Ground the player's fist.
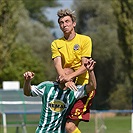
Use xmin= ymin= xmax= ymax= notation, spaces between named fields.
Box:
xmin=23 ymin=71 xmax=35 ymax=80
xmin=84 ymin=58 xmax=96 ymax=72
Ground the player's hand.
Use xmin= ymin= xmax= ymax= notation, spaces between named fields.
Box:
xmin=84 ymin=58 xmax=96 ymax=72
xmin=65 ymin=81 xmax=77 ymax=91
xmin=58 ymin=75 xmax=65 ymax=82
xmin=23 ymin=71 xmax=35 ymax=80
xmin=59 ymin=75 xmax=72 ymax=82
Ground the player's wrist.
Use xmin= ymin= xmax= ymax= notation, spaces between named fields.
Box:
xmin=88 ymin=69 xmax=93 ymax=73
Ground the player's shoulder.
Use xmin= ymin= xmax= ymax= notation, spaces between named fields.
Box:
xmin=38 ymin=81 xmax=54 ymax=88
xmin=52 ymin=37 xmax=64 ymax=43
xmin=76 ymin=33 xmax=91 ymax=40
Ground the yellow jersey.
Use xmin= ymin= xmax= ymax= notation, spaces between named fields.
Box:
xmin=51 ymin=33 xmax=92 ymax=85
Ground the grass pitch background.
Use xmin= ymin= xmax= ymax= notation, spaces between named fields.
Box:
xmin=0 ymin=115 xmax=131 ymax=133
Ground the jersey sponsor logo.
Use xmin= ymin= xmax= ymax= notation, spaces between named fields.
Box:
xmin=73 ymin=44 xmax=80 ymax=50
xmin=48 ymin=100 xmax=66 ymax=112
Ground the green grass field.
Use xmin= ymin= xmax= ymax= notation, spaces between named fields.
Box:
xmin=79 ymin=115 xmax=131 ymax=133
xmin=0 ymin=115 xmax=131 ymax=133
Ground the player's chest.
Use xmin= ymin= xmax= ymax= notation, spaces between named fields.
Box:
xmin=45 ymin=91 xmax=70 ymax=112
xmin=58 ymin=42 xmax=82 ymax=55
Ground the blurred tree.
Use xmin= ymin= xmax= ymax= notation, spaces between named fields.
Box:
xmin=0 ymin=0 xmax=50 ymax=88
xmin=112 ymin=0 xmax=133 ymax=82
xmin=16 ymin=5 xmax=56 ymax=81
xmin=108 ymin=81 xmax=131 ymax=110
xmin=73 ymin=0 xmax=132 ymax=109
xmin=0 ymin=44 xmax=46 ymax=87
xmin=108 ymin=0 xmax=133 ymax=109
xmin=0 ymin=0 xmax=18 ymax=71
xmin=22 ymin=0 xmax=60 ymax=27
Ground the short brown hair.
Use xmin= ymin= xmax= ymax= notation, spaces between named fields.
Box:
xmin=57 ymin=9 xmax=76 ymax=23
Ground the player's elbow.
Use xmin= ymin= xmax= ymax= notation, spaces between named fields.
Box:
xmin=90 ymin=86 xmax=96 ymax=91
xmin=86 ymin=83 xmax=96 ymax=93
xmin=93 ymin=83 xmax=97 ymax=90
xmin=90 ymin=82 xmax=96 ymax=91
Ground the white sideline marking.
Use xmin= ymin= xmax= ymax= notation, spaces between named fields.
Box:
xmin=0 ymin=101 xmax=42 ymax=104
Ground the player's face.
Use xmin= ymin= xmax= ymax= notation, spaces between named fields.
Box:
xmin=58 ymin=16 xmax=76 ymax=34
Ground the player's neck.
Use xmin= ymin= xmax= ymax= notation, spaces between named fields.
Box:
xmin=64 ymin=31 xmax=76 ymax=41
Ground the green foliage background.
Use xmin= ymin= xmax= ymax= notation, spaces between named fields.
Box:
xmin=0 ymin=0 xmax=58 ymax=87
xmin=73 ymin=0 xmax=132 ymax=110
xmin=0 ymin=0 xmax=132 ymax=110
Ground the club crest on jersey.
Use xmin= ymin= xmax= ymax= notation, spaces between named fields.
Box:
xmin=48 ymin=100 xmax=66 ymax=112
xmin=73 ymin=44 xmax=79 ymax=50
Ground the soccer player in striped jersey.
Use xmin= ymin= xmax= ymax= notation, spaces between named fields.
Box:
xmin=23 ymin=58 xmax=96 ymax=133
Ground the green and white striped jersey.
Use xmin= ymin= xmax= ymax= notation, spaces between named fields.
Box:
xmin=31 ymin=81 xmax=87 ymax=133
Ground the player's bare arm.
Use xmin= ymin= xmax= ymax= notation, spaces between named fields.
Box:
xmin=84 ymin=58 xmax=96 ymax=93
xmin=53 ymin=56 xmax=65 ymax=77
xmin=23 ymin=71 xmax=34 ymax=96
xmin=68 ymin=57 xmax=89 ymax=78
xmin=60 ymin=57 xmax=89 ymax=82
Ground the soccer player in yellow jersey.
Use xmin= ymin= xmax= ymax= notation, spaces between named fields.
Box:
xmin=51 ymin=9 xmax=96 ymax=133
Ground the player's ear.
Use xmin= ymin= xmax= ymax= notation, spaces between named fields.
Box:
xmin=73 ymin=22 xmax=76 ymax=27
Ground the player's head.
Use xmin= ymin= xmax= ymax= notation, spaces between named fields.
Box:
xmin=57 ymin=8 xmax=76 ymax=23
